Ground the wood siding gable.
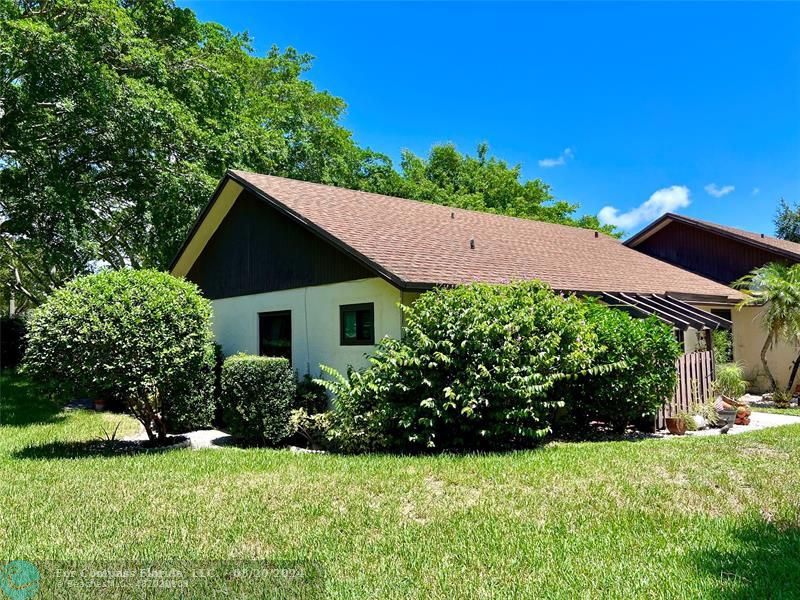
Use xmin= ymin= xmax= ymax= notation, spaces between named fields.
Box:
xmin=186 ymin=190 xmax=375 ymax=299
xmin=634 ymin=221 xmax=792 ymax=285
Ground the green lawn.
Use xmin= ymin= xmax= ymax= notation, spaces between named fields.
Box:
xmin=752 ymin=406 xmax=800 ymax=417
xmin=2 ymin=371 xmax=800 ymax=599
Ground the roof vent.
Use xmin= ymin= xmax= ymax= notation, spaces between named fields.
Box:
xmin=470 ymin=239 xmax=475 ymax=250
xmin=451 ymin=212 xmax=455 ymax=219
xmin=594 ymin=231 xmax=599 ymax=238
xmin=761 ymin=233 xmax=765 ymax=238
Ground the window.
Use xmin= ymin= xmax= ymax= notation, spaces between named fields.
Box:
xmin=711 ymin=309 xmax=732 ymax=322
xmin=259 ymin=311 xmax=292 ymax=362
xmin=340 ymin=303 xmax=375 ymax=346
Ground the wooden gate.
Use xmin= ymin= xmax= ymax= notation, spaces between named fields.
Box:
xmin=656 ymin=350 xmax=715 ymax=429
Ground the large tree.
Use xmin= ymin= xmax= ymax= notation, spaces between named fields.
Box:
xmin=0 ymin=0 xmax=383 ymax=310
xmin=1 ymin=0 xmax=616 ymax=313
xmin=774 ymin=198 xmax=800 ymax=243
xmin=368 ymin=143 xmax=616 ymax=235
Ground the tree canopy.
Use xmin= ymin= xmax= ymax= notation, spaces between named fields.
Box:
xmin=774 ymin=198 xmax=800 ymax=243
xmin=0 ymin=0 xmax=615 ymax=311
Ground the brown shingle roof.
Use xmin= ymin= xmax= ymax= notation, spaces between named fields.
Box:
xmin=220 ymin=171 xmax=741 ymax=301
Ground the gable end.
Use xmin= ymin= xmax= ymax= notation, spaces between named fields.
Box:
xmin=184 ymin=189 xmax=375 ymax=299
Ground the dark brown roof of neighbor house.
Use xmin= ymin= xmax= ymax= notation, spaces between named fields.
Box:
xmin=625 ymin=212 xmax=800 ymax=262
xmin=176 ymin=170 xmax=743 ymax=302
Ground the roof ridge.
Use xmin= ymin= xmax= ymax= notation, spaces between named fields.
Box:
xmin=228 ymin=169 xmax=616 ymax=238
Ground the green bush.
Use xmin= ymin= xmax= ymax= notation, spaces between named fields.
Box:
xmin=562 ymin=300 xmax=681 ymax=432
xmin=320 ymin=282 xmax=623 ymax=453
xmin=713 ymin=362 xmax=748 ymax=399
xmin=289 ymin=408 xmax=332 ymax=450
xmin=221 ymin=354 xmax=295 ymax=444
xmin=23 ymin=269 xmax=215 ymax=440
xmin=294 ymin=373 xmax=329 ymax=414
xmin=712 ymin=329 xmax=733 ymax=365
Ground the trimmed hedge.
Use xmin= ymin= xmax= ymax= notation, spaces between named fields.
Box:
xmin=320 ymin=281 xmax=681 ymax=453
xmin=22 ymin=269 xmax=215 ymax=439
xmin=221 ymin=354 xmax=295 ymax=444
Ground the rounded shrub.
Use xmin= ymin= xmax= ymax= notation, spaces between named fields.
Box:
xmin=23 ymin=269 xmax=215 ymax=440
xmin=321 ymin=281 xmax=621 ymax=453
xmin=221 ymin=354 xmax=295 ymax=444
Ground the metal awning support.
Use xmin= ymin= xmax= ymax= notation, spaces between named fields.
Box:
xmin=599 ymin=292 xmax=732 ymax=332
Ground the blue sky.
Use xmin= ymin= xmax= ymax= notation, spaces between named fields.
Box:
xmin=180 ymin=1 xmax=800 ymax=237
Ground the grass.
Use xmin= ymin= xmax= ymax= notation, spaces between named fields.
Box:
xmin=751 ymin=406 xmax=800 ymax=417
xmin=2 ymin=370 xmax=800 ymax=598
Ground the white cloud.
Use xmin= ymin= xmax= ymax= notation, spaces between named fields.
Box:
xmin=598 ymin=185 xmax=691 ymax=231
xmin=704 ymin=183 xmax=735 ymax=198
xmin=538 ymin=147 xmax=573 ymax=168
xmin=752 ymin=187 xmax=760 ymax=196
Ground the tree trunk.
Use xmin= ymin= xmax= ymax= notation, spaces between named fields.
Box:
xmin=761 ymin=333 xmax=778 ymax=391
xmin=786 ymin=353 xmax=800 ymax=394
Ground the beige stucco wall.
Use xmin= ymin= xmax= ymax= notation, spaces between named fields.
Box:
xmin=211 ymin=277 xmax=405 ymax=377
xmin=731 ymin=305 xmax=797 ymax=392
xmin=691 ymin=302 xmax=798 ymax=392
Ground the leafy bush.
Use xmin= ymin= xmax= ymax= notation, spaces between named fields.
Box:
xmin=294 ymin=373 xmax=328 ymax=414
xmin=713 ymin=362 xmax=748 ymax=399
xmin=773 ymin=388 xmax=792 ymax=408
xmin=221 ymin=354 xmax=295 ymax=444
xmin=563 ymin=300 xmax=681 ymax=432
xmin=712 ymin=329 xmax=733 ymax=365
xmin=23 ymin=269 xmax=215 ymax=440
xmin=0 ymin=317 xmax=26 ymax=369
xmin=320 ymin=282 xmax=623 ymax=453
xmin=289 ymin=408 xmax=332 ymax=450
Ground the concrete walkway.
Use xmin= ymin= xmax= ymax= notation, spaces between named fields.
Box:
xmin=665 ymin=410 xmax=800 ymax=438
xmin=125 ymin=428 xmax=235 ymax=449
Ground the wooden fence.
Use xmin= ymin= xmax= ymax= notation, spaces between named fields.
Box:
xmin=656 ymin=350 xmax=715 ymax=430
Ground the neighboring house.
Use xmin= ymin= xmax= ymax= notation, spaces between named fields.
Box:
xmin=626 ymin=212 xmax=800 ymax=391
xmin=170 ymin=171 xmax=740 ymax=378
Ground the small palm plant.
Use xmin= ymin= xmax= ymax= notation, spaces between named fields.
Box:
xmin=734 ymin=262 xmax=800 ymax=392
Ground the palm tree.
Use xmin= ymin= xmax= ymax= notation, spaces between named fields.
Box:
xmin=734 ymin=262 xmax=800 ymax=391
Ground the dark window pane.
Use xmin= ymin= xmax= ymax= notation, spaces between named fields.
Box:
xmin=711 ymin=309 xmax=732 ymax=322
xmin=340 ymin=303 xmax=374 ymax=345
xmin=343 ymin=311 xmax=357 ymax=340
xmin=259 ymin=311 xmax=292 ymax=361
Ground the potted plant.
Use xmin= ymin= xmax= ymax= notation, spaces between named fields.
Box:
xmin=665 ymin=415 xmax=686 ymax=435
xmin=717 ymin=401 xmax=737 ymax=427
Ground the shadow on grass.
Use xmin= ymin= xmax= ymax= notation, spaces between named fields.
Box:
xmin=13 ymin=436 xmax=191 ymax=460
xmin=691 ymin=519 xmax=800 ymax=598
xmin=0 ymin=370 xmax=65 ymax=427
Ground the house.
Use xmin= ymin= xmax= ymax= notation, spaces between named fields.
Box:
xmin=170 ymin=171 xmax=740 ymax=378
xmin=626 ymin=212 xmax=800 ymax=391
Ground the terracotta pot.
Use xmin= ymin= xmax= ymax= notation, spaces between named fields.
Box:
xmin=665 ymin=416 xmax=687 ymax=436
